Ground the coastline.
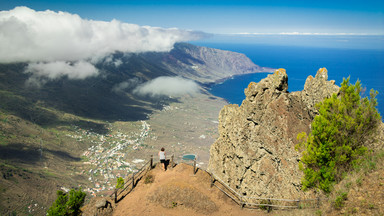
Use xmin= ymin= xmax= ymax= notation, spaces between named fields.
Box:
xmin=202 ymin=67 xmax=275 ymax=89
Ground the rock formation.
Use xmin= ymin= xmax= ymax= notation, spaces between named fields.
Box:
xmin=208 ymin=68 xmax=339 ymax=199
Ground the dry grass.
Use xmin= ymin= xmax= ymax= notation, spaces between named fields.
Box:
xmin=144 ymin=173 xmax=155 ymax=184
xmin=320 ymin=149 xmax=384 ymax=215
xmin=148 ymin=181 xmax=218 ymax=214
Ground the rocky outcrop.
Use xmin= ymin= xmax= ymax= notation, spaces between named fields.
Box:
xmin=208 ymin=68 xmax=339 ymax=199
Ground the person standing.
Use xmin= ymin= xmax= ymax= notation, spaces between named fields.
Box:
xmin=158 ymin=147 xmax=166 ymax=171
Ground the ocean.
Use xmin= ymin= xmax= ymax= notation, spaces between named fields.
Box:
xmin=195 ymin=43 xmax=384 ymax=116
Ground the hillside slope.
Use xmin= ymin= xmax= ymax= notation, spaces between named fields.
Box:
xmin=0 ymin=43 xmax=270 ymax=123
xmin=0 ymin=43 xmax=268 ymax=215
xmin=108 ymin=163 xmax=267 ymax=216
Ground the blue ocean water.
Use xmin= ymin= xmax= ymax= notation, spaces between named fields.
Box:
xmin=199 ymin=43 xmax=384 ymax=116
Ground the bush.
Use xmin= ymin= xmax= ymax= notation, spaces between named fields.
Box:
xmin=296 ymin=78 xmax=381 ymax=193
xmin=116 ymin=177 xmax=124 ymax=189
xmin=47 ymin=188 xmax=86 ymax=216
xmin=259 ymin=199 xmax=272 ymax=212
xmin=333 ymin=191 xmax=348 ymax=209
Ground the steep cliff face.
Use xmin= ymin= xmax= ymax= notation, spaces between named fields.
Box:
xmin=208 ymin=68 xmax=339 ymax=199
xmin=143 ymin=43 xmax=274 ymax=83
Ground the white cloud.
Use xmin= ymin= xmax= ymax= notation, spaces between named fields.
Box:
xmin=24 ymin=61 xmax=99 ymax=87
xmin=25 ymin=61 xmax=99 ymax=80
xmin=133 ymin=76 xmax=199 ymax=98
xmin=104 ymin=55 xmax=123 ymax=67
xmin=112 ymin=78 xmax=141 ymax=93
xmin=0 ymin=6 xmax=204 ymax=63
xmin=0 ymin=7 xmax=205 ymax=83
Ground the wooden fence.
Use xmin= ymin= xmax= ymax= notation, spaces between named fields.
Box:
xmin=209 ymin=172 xmax=323 ymax=210
xmin=108 ymin=154 xmax=323 ymax=210
xmin=109 ymin=155 xmax=154 ymax=203
xmin=109 ymin=154 xmax=187 ymax=203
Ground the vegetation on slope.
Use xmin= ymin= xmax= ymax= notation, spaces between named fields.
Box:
xmin=47 ymin=188 xmax=86 ymax=216
xmin=296 ymin=77 xmax=381 ymax=193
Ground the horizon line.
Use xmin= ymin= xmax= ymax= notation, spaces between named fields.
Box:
xmin=227 ymin=32 xmax=384 ymax=36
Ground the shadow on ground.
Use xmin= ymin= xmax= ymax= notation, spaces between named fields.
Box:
xmin=0 ymin=143 xmax=81 ymax=164
xmin=0 ymin=63 xmax=180 ymax=126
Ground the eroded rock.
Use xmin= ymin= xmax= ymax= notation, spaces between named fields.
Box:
xmin=208 ymin=68 xmax=339 ymax=199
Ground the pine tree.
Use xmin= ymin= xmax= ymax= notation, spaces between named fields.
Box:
xmin=296 ymin=77 xmax=381 ymax=193
xmin=47 ymin=188 xmax=86 ymax=216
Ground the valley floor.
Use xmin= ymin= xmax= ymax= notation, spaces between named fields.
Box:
xmin=0 ymin=90 xmax=228 ymax=215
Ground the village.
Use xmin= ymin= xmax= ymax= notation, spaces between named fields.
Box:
xmin=66 ymin=120 xmax=154 ymax=197
xmin=62 ymin=99 xmax=223 ymax=198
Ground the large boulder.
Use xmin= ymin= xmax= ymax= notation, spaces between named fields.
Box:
xmin=208 ymin=68 xmax=339 ymax=199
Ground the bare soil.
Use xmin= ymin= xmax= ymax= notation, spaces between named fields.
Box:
xmin=111 ymin=163 xmax=267 ymax=216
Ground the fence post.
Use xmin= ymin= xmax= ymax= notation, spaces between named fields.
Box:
xmin=193 ymin=158 xmax=196 ymax=175
xmin=297 ymin=198 xmax=301 ymax=209
xmin=114 ymin=189 xmax=117 ymax=203
xmin=267 ymin=199 xmax=272 ymax=213
xmin=317 ymin=197 xmax=320 ymax=208
xmin=171 ymin=155 xmax=174 ymax=168
xmin=150 ymin=155 xmax=153 ymax=169
xmin=132 ymin=172 xmax=135 ymax=188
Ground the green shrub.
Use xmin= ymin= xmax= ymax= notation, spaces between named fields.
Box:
xmin=333 ymin=191 xmax=348 ymax=209
xmin=296 ymin=78 xmax=381 ymax=193
xmin=368 ymin=203 xmax=375 ymax=209
xmin=171 ymin=201 xmax=178 ymax=208
xmin=259 ymin=199 xmax=272 ymax=212
xmin=116 ymin=177 xmax=124 ymax=189
xmin=47 ymin=188 xmax=86 ymax=216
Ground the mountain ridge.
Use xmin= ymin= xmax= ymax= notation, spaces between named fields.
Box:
xmin=0 ymin=43 xmax=271 ymax=123
xmin=0 ymin=43 xmax=269 ymax=215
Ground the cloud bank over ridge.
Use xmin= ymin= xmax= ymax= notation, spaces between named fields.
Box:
xmin=133 ymin=77 xmax=200 ymax=98
xmin=0 ymin=7 xmax=205 ymax=81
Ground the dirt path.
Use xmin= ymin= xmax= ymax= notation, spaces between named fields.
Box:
xmin=112 ymin=163 xmax=267 ymax=216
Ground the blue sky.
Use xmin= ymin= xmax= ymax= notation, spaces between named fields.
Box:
xmin=1 ymin=0 xmax=383 ymax=35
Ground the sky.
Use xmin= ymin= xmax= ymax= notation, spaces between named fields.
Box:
xmin=0 ymin=1 xmax=383 ymax=93
xmin=1 ymin=0 xmax=383 ymax=35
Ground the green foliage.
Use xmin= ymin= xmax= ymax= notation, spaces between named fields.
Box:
xmin=353 ymin=150 xmax=384 ymax=173
xmin=333 ymin=191 xmax=348 ymax=209
xmin=368 ymin=203 xmax=375 ymax=209
xmin=116 ymin=177 xmax=124 ymax=189
xmin=259 ymin=199 xmax=272 ymax=212
xmin=296 ymin=78 xmax=381 ymax=193
xmin=356 ymin=176 xmax=363 ymax=186
xmin=171 ymin=201 xmax=178 ymax=208
xmin=47 ymin=188 xmax=86 ymax=216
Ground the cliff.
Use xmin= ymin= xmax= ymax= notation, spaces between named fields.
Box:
xmin=166 ymin=43 xmax=273 ymax=82
xmin=207 ymin=68 xmax=339 ymax=199
xmin=140 ymin=43 xmax=273 ymax=83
